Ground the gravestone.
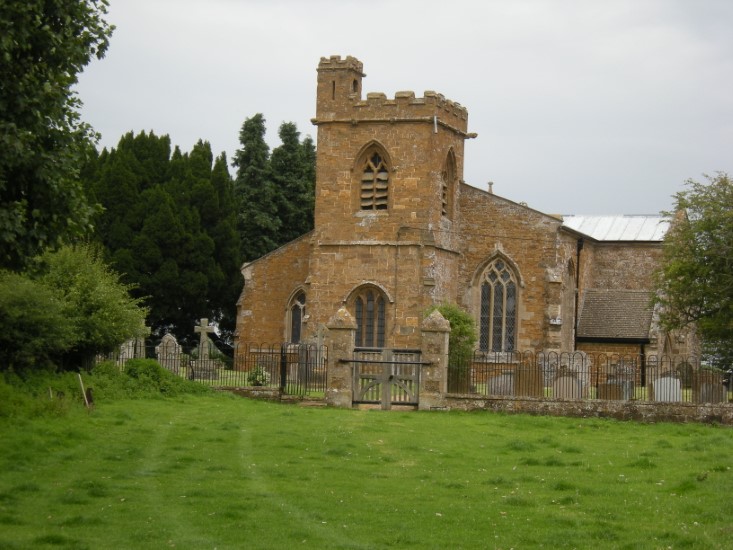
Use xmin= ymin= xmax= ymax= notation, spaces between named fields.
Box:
xmin=191 ymin=318 xmax=219 ymax=380
xmin=553 ymin=371 xmax=583 ymax=399
xmin=156 ymin=333 xmax=182 ymax=374
xmin=693 ymin=370 xmax=726 ymax=404
xmin=599 ymin=368 xmax=635 ymax=400
xmin=488 ymin=372 xmax=514 ymax=396
xmin=650 ymin=373 xmax=682 ymax=402
xmin=515 ymin=363 xmax=544 ymax=397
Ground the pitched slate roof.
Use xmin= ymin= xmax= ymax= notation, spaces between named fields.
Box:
xmin=562 ymin=215 xmax=669 ymax=241
xmin=577 ymin=289 xmax=655 ymax=341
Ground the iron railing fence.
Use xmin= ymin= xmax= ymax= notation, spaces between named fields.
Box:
xmin=98 ymin=342 xmax=328 ymax=397
xmin=448 ymin=351 xmax=730 ymax=404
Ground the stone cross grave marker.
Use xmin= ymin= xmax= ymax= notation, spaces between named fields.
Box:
xmin=194 ymin=318 xmax=216 ymax=360
xmin=193 ymin=318 xmax=219 ymax=380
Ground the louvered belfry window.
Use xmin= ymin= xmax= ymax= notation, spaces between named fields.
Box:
xmin=479 ymin=259 xmax=517 ymax=352
xmin=360 ymin=152 xmax=389 ymax=210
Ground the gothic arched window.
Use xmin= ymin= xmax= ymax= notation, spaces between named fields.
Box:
xmin=479 ymin=259 xmax=518 ymax=352
xmin=352 ymin=286 xmax=386 ymax=348
xmin=360 ymin=151 xmax=390 ymax=210
xmin=288 ymin=291 xmax=306 ymax=343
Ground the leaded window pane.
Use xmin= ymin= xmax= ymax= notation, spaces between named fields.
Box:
xmin=479 ymin=259 xmax=518 ymax=352
xmin=355 ymin=297 xmax=363 ymax=346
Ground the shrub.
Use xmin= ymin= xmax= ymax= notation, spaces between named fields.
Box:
xmin=246 ymin=365 xmax=272 ymax=386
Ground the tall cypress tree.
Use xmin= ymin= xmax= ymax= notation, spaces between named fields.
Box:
xmin=270 ymin=122 xmax=315 ymax=243
xmin=232 ymin=114 xmax=282 ymax=262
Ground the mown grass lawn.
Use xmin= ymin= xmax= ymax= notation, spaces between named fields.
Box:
xmin=1 ymin=393 xmax=732 ymax=549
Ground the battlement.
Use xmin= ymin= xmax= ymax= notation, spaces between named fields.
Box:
xmin=359 ymin=90 xmax=468 ymax=121
xmin=318 ymin=55 xmax=365 ymax=76
xmin=315 ymin=55 xmax=470 ymax=135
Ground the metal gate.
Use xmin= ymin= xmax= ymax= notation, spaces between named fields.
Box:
xmin=351 ymin=348 xmax=423 ymax=409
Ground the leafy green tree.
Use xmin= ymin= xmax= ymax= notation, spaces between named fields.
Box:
xmin=653 ymin=172 xmax=733 ymax=365
xmin=0 ymin=272 xmax=74 ymax=371
xmin=233 ymin=114 xmax=282 ymax=261
xmin=0 ymin=0 xmax=113 ymax=270
xmin=40 ymin=244 xmax=148 ymax=370
xmin=426 ymin=303 xmax=477 ymax=363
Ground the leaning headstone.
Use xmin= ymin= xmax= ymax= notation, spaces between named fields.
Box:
xmin=553 ymin=371 xmax=583 ymax=399
xmin=488 ymin=372 xmax=514 ymax=396
xmin=650 ymin=373 xmax=682 ymax=402
xmin=156 ymin=333 xmax=183 ymax=374
xmin=693 ymin=370 xmax=726 ymax=404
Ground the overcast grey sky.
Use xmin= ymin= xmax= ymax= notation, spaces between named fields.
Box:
xmin=76 ymin=0 xmax=732 ymax=215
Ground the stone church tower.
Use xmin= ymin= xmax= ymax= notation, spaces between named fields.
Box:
xmin=307 ymin=55 xmax=473 ymax=348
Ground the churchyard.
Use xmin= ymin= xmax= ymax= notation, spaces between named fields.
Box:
xmin=1 ymin=385 xmax=732 ymax=549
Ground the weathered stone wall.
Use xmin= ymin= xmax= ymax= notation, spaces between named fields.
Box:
xmin=576 ymin=341 xmax=645 ymax=357
xmin=583 ymin=242 xmax=663 ymax=290
xmin=456 ymin=186 xmax=578 ymax=351
xmin=235 ymin=234 xmax=313 ymax=343
xmin=442 ymin=394 xmax=733 ymax=424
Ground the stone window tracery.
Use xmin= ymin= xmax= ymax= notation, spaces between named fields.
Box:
xmin=360 ymin=151 xmax=389 ymax=210
xmin=479 ymin=259 xmax=517 ymax=352
xmin=352 ymin=286 xmax=386 ymax=348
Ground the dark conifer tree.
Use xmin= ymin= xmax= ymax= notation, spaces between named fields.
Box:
xmin=232 ymin=114 xmax=282 ymax=261
xmin=270 ymin=122 xmax=315 ymax=242
xmin=82 ymin=132 xmax=241 ymax=343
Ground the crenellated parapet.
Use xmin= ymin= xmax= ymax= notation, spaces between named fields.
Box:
xmin=317 ymin=55 xmax=365 ymax=76
xmin=314 ymin=55 xmax=471 ymax=137
xmin=356 ymin=90 xmax=468 ymax=131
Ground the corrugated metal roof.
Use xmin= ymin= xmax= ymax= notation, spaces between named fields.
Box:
xmin=562 ymin=215 xmax=669 ymax=241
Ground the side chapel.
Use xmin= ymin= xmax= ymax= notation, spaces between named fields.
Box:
xmin=235 ymin=55 xmax=688 ymax=358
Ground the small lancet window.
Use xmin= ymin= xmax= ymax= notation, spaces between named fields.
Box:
xmin=360 ymin=152 xmax=389 ymax=210
xmin=289 ymin=291 xmax=306 ymax=343
xmin=441 ymin=152 xmax=456 ymax=218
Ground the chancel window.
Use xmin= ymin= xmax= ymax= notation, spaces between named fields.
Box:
xmin=360 ymin=152 xmax=389 ymax=210
xmin=289 ymin=291 xmax=306 ymax=343
xmin=479 ymin=259 xmax=517 ymax=352
xmin=353 ymin=287 xmax=386 ymax=348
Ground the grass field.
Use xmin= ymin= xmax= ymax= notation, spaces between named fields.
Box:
xmin=1 ymin=391 xmax=732 ymax=549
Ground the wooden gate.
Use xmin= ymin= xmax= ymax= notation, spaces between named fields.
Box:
xmin=351 ymin=348 xmax=422 ymax=409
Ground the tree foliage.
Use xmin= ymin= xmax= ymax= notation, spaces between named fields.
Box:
xmin=0 ymin=244 xmax=147 ymax=372
xmin=0 ymin=0 xmax=114 ymax=270
xmin=233 ymin=115 xmax=316 ymax=262
xmin=654 ymin=172 xmax=733 ymax=364
xmin=82 ymin=132 xmax=241 ymax=343
xmin=426 ymin=303 xmax=477 ymax=362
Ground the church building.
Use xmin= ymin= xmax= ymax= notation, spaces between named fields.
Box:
xmin=235 ymin=55 xmax=682 ymax=358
